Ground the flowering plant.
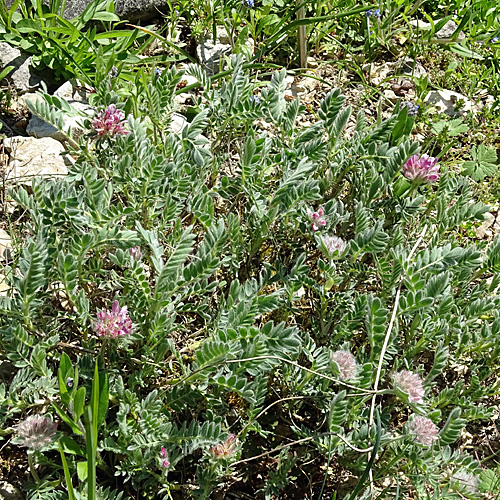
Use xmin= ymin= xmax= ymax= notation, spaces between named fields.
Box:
xmin=91 ymin=104 xmax=130 ymax=137
xmin=402 ymin=153 xmax=441 ymax=183
xmin=94 ymin=300 xmax=133 ymax=338
xmin=2 ymin=61 xmax=495 ymax=499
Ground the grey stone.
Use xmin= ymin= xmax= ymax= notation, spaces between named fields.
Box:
xmin=3 ymin=136 xmax=73 ymax=184
xmin=5 ymin=0 xmax=169 ymax=22
xmin=409 ymin=19 xmax=465 ymax=42
xmin=383 ymin=89 xmax=399 ymax=103
xmin=291 ymin=75 xmax=319 ymax=94
xmin=476 ymin=212 xmax=495 ymax=239
xmin=53 ymin=80 xmax=89 ymax=103
xmin=169 ymin=113 xmax=188 ymax=134
xmin=0 ymin=481 xmax=23 ymax=500
xmin=434 ymin=20 xmax=465 ymax=41
xmin=0 ymin=42 xmax=44 ymax=93
xmin=196 ymin=35 xmax=232 ymax=74
xmin=215 ymin=26 xmax=233 ymax=45
xmin=424 ymin=89 xmax=475 ymax=116
xmin=396 ymin=57 xmax=427 ymax=79
xmin=24 ymin=83 xmax=94 ymax=142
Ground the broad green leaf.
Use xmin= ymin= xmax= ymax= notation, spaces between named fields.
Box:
xmin=90 ymin=12 xmax=119 ymax=21
xmin=59 ymin=436 xmax=85 ymax=456
xmin=450 ymin=43 xmax=484 ymax=60
xmin=431 ymin=118 xmax=468 ymax=136
xmin=15 ymin=18 xmax=41 ymax=32
xmin=77 ymin=461 xmax=88 ymax=482
xmin=58 ymin=352 xmax=74 ymax=407
xmin=52 ymin=402 xmax=83 ymax=435
xmin=97 ymin=371 xmax=109 ymax=425
xmin=73 ymin=387 xmax=86 ymax=421
xmin=462 ymin=145 xmax=497 ymax=181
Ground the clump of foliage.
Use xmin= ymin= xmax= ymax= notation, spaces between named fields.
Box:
xmin=1 ymin=51 xmax=499 ymax=500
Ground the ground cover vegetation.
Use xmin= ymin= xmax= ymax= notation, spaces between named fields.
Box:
xmin=0 ymin=0 xmax=500 ymax=498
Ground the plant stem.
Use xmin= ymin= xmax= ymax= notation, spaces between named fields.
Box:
xmin=28 ymin=451 xmax=40 ymax=483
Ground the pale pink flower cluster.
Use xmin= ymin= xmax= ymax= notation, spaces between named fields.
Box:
xmin=331 ymin=350 xmax=358 ymax=380
xmin=209 ymin=434 xmax=237 ymax=459
xmin=129 ymin=246 xmax=142 ymax=261
xmin=158 ymin=447 xmax=170 ymax=468
xmin=403 ymin=154 xmax=440 ymax=184
xmin=91 ymin=104 xmax=129 ymax=137
xmin=406 ymin=414 xmax=439 ymax=446
xmin=452 ymin=471 xmax=479 ymax=494
xmin=95 ymin=300 xmax=132 ymax=338
xmin=392 ymin=370 xmax=425 ymax=403
xmin=16 ymin=414 xmax=57 ymax=450
xmin=321 ymin=235 xmax=346 ymax=259
xmin=307 ymin=207 xmax=326 ymax=232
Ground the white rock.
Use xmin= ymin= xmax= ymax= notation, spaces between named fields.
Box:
xmin=363 ymin=61 xmax=395 ymax=86
xmin=493 ymin=215 xmax=500 ymax=235
xmin=293 ymin=75 xmax=319 ymax=94
xmin=434 ymin=20 xmax=465 ymax=41
xmin=196 ymin=30 xmax=232 ymax=74
xmin=182 ymin=74 xmax=201 ymax=87
xmin=54 ymin=80 xmax=89 ymax=103
xmin=0 ymin=273 xmax=9 ymax=296
xmin=476 ymin=212 xmax=495 ymax=238
xmin=174 ymin=93 xmax=189 ymax=106
xmin=396 ymin=57 xmax=427 ymax=79
xmin=24 ymin=86 xmax=94 ymax=143
xmin=383 ymin=89 xmax=399 ymax=103
xmin=0 ymin=42 xmax=44 ymax=93
xmin=424 ymin=89 xmax=475 ymax=116
xmin=365 ymin=57 xmax=427 ymax=86
xmin=169 ymin=112 xmax=188 ymax=134
xmin=0 ymin=481 xmax=23 ymax=500
xmin=307 ymin=57 xmax=319 ymax=68
xmin=409 ymin=19 xmax=465 ymax=42
xmin=3 ymin=136 xmax=73 ymax=184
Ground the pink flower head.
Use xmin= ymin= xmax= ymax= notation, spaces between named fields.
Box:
xmin=403 ymin=154 xmax=440 ymax=184
xmin=91 ymin=104 xmax=129 ymax=137
xmin=307 ymin=206 xmax=327 ymax=232
xmin=392 ymin=370 xmax=425 ymax=403
xmin=209 ymin=434 xmax=237 ymax=459
xmin=331 ymin=350 xmax=358 ymax=380
xmin=321 ymin=235 xmax=346 ymax=259
xmin=452 ymin=471 xmax=479 ymax=494
xmin=95 ymin=300 xmax=132 ymax=338
xmin=129 ymin=246 xmax=142 ymax=261
xmin=16 ymin=414 xmax=57 ymax=450
xmin=406 ymin=414 xmax=439 ymax=446
xmin=158 ymin=447 xmax=170 ymax=468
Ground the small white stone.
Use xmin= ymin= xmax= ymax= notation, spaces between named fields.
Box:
xmin=3 ymin=136 xmax=73 ymax=184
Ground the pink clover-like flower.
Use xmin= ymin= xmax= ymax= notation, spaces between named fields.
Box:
xmin=307 ymin=206 xmax=327 ymax=232
xmin=403 ymin=154 xmax=440 ymax=184
xmin=91 ymin=104 xmax=129 ymax=137
xmin=321 ymin=235 xmax=347 ymax=259
xmin=209 ymin=434 xmax=237 ymax=459
xmin=95 ymin=300 xmax=132 ymax=338
xmin=16 ymin=414 xmax=57 ymax=450
xmin=406 ymin=414 xmax=439 ymax=446
xmin=392 ymin=370 xmax=425 ymax=404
